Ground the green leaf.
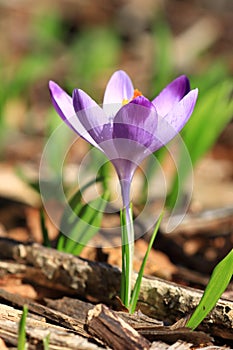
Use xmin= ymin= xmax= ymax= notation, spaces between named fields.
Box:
xmin=129 ymin=212 xmax=163 ymax=314
xmin=18 ymin=305 xmax=28 ymax=350
xmin=70 ymin=190 xmax=110 ymax=255
xmin=57 ymin=172 xmax=109 ymax=255
xmin=58 ymin=177 xmax=103 ymax=236
xmin=187 ymin=249 xmax=233 ymax=329
xmin=57 ymin=177 xmax=106 ymax=253
xmin=97 ymin=161 xmax=111 ymax=192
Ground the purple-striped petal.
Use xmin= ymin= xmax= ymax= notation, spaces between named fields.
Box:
xmin=103 ymin=70 xmax=134 ymax=106
xmin=49 ymin=81 xmax=100 ymax=148
xmin=113 ymin=96 xmax=158 ymax=141
xmin=163 ymin=88 xmax=198 ymax=132
xmin=152 ymin=75 xmax=190 ymax=117
xmin=111 ymin=96 xmax=158 ymax=166
xmin=49 ymin=81 xmax=74 ymax=124
xmin=73 ymin=88 xmax=110 ymax=145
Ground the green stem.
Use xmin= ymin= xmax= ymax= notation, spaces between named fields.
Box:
xmin=120 ymin=179 xmax=134 ymax=308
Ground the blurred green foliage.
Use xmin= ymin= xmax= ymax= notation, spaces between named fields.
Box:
xmin=66 ymin=26 xmax=121 ymax=96
xmin=0 ymin=5 xmax=231 ymax=324
xmin=1 ymin=5 xmax=232 ymax=219
xmin=166 ymin=67 xmax=233 ymax=209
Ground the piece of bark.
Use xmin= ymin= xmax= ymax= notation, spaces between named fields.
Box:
xmin=150 ymin=340 xmax=192 ymax=350
xmin=137 ymin=326 xmax=212 ymax=346
xmin=0 ymin=303 xmax=103 ymax=350
xmin=150 ymin=340 xmax=219 ymax=350
xmin=0 ymin=288 xmax=90 ymax=338
xmin=0 ymin=238 xmax=232 ymax=340
xmin=45 ymin=296 xmax=94 ymax=322
xmin=151 ymin=341 xmax=232 ymax=350
xmin=120 ymin=313 xmax=213 ymax=346
xmin=87 ymin=303 xmax=151 ymax=350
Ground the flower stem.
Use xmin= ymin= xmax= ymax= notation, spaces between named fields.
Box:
xmin=119 ymin=179 xmax=134 ymax=308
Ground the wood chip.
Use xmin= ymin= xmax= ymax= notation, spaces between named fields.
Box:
xmin=87 ymin=303 xmax=151 ymax=350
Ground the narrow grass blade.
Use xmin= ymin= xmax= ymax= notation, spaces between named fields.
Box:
xmin=70 ymin=190 xmax=110 ymax=255
xmin=97 ymin=161 xmax=110 ymax=192
xmin=60 ymin=177 xmax=100 ymax=230
xmin=129 ymin=212 xmax=163 ymax=314
xmin=57 ymin=177 xmax=105 ymax=252
xmin=43 ymin=333 xmax=50 ymax=350
xmin=187 ymin=249 xmax=233 ymax=329
xmin=40 ymin=209 xmax=51 ymax=248
xmin=18 ymin=305 xmax=28 ymax=350
xmin=56 ymin=234 xmax=65 ymax=251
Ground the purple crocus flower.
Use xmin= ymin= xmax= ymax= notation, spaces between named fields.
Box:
xmin=49 ymin=70 xmax=198 ymax=307
xmin=49 ymin=70 xmax=198 ymax=212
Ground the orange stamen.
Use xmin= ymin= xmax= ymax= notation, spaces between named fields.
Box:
xmin=122 ymin=89 xmax=143 ymax=106
xmin=132 ymin=89 xmax=142 ymax=99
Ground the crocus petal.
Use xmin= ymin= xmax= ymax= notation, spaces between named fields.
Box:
xmin=111 ymin=96 xmax=158 ymax=167
xmin=150 ymin=88 xmax=198 ymax=152
xmin=112 ymin=137 xmax=152 ymax=171
xmin=49 ymin=81 xmax=74 ymax=124
xmin=73 ymin=88 xmax=110 ymax=145
xmin=49 ymin=81 xmax=99 ymax=147
xmin=103 ymin=70 xmax=134 ymax=106
xmin=152 ymin=75 xmax=190 ymax=117
xmin=163 ymin=88 xmax=198 ymax=132
xmin=113 ymin=95 xmax=158 ymax=144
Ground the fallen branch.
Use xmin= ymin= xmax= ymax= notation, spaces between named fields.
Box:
xmin=0 ymin=238 xmax=232 ymax=340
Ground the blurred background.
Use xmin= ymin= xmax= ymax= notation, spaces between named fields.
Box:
xmin=0 ymin=0 xmax=232 ymax=276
